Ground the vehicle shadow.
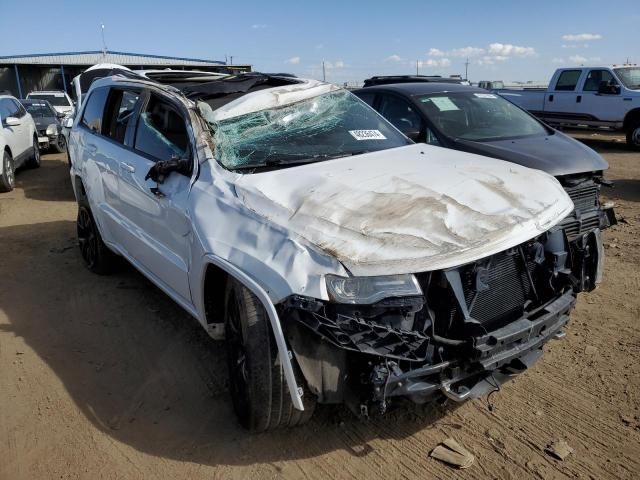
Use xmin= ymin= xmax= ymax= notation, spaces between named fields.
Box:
xmin=573 ymin=136 xmax=631 ymax=154
xmin=0 ymin=219 xmax=462 ymax=467
xmin=602 ymin=179 xmax=640 ymax=203
xmin=15 ymin=153 xmax=75 ymax=202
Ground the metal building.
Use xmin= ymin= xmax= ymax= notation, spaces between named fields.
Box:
xmin=0 ymin=50 xmax=251 ymax=98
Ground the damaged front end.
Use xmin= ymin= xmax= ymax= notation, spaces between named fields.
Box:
xmin=280 ymin=228 xmax=603 ymax=415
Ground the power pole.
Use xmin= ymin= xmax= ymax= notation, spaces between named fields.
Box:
xmin=322 ymin=60 xmax=326 ymax=82
xmin=229 ymin=55 xmax=234 ymax=65
xmin=100 ymin=24 xmax=107 ymax=55
xmin=416 ymin=59 xmax=419 ymax=75
xmin=464 ymin=57 xmax=470 ymax=81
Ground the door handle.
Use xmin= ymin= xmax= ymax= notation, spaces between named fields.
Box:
xmin=120 ymin=162 xmax=136 ymax=173
xmin=86 ymin=143 xmax=97 ymax=154
xmin=576 ymin=95 xmax=582 ymax=103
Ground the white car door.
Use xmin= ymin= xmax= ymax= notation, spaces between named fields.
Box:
xmin=545 ymin=69 xmax=586 ymax=119
xmin=114 ymin=90 xmax=193 ymax=305
xmin=576 ymin=69 xmax=627 ymax=123
xmin=1 ymin=98 xmax=29 ymax=164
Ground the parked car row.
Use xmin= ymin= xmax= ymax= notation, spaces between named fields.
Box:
xmin=64 ymin=65 xmax=610 ymax=431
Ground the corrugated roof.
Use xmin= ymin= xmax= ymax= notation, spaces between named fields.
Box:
xmin=0 ymin=50 xmax=226 ymax=66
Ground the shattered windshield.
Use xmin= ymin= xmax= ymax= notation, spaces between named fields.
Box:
xmin=204 ymin=90 xmax=411 ymax=170
xmin=417 ymin=92 xmax=547 ymax=142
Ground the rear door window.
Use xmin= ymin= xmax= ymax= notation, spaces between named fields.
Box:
xmin=357 ymin=92 xmax=376 ymax=107
xmin=555 ymin=70 xmax=582 ymax=91
xmin=80 ymin=87 xmax=109 ymax=133
xmin=102 ymin=89 xmax=141 ymax=144
xmin=133 ymin=94 xmax=190 ymax=162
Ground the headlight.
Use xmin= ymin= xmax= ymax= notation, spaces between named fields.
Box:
xmin=325 ymin=274 xmax=422 ymax=304
xmin=46 ymin=124 xmax=58 ymax=136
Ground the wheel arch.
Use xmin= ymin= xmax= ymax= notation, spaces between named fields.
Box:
xmin=201 ymin=253 xmax=305 ymax=411
xmin=623 ymin=107 xmax=640 ymax=130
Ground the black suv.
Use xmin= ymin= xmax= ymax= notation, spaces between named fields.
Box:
xmin=354 ymin=82 xmax=615 ymax=242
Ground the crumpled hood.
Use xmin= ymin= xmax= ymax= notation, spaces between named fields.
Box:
xmin=234 ymin=144 xmax=574 ymax=276
xmin=454 ymin=131 xmax=608 ymax=177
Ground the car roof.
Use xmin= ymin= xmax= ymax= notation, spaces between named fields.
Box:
xmin=356 ymin=82 xmax=485 ymax=96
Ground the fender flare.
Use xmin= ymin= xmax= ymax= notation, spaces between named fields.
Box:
xmin=202 ymin=253 xmax=305 ymax=411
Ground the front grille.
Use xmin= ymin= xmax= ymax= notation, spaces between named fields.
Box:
xmin=562 ymin=214 xmax=600 ymax=239
xmin=460 ymin=250 xmax=535 ymax=329
xmin=565 ymin=182 xmax=599 ymax=213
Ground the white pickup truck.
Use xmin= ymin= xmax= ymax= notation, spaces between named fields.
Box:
xmin=492 ymin=66 xmax=640 ymax=149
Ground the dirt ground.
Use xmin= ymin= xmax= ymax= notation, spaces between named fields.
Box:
xmin=1 ymin=135 xmax=639 ymax=480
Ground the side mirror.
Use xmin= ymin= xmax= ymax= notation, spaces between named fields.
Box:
xmin=63 ymin=117 xmax=74 ymax=128
xmin=56 ymin=111 xmax=66 ymax=119
xmin=598 ymin=81 xmax=621 ymax=95
xmin=402 ymin=128 xmax=422 ymax=142
xmin=145 ymin=157 xmax=191 ymax=184
xmin=4 ymin=116 xmax=20 ymax=127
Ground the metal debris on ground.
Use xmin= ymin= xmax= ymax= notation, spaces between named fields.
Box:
xmin=430 ymin=438 xmax=475 ymax=469
xmin=545 ymin=439 xmax=573 ymax=461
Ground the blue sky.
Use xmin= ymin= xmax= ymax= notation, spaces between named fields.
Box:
xmin=1 ymin=0 xmax=638 ymax=85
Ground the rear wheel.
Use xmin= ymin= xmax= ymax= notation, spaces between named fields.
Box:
xmin=53 ymin=134 xmax=67 ymax=154
xmin=26 ymin=137 xmax=40 ymax=168
xmin=76 ymin=205 xmax=115 ymax=274
xmin=626 ymin=119 xmax=640 ymax=150
xmin=0 ymin=150 xmax=15 ymax=192
xmin=224 ymin=279 xmax=316 ymax=431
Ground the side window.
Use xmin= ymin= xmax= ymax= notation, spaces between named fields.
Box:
xmin=80 ymin=87 xmax=109 ymax=133
xmin=425 ymin=127 xmax=440 ymax=146
xmin=12 ymin=100 xmax=27 ymax=118
xmin=555 ymin=70 xmax=582 ymax=91
xmin=378 ymin=95 xmax=423 ymax=133
xmin=0 ymin=99 xmax=12 ymax=124
xmin=134 ymin=94 xmax=190 ymax=162
xmin=357 ymin=92 xmax=376 ymax=107
xmin=583 ymin=70 xmax=616 ymax=91
xmin=102 ymin=89 xmax=140 ymax=144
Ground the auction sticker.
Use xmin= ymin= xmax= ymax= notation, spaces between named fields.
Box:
xmin=349 ymin=129 xmax=387 ymax=140
xmin=474 ymin=93 xmax=498 ymax=99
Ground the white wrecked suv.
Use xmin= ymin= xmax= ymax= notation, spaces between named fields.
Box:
xmin=68 ymin=70 xmax=604 ymax=431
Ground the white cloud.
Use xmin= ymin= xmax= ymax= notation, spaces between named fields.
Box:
xmin=423 ymin=58 xmax=451 ymax=68
xmin=562 ymin=33 xmax=602 ymax=41
xmin=488 ymin=43 xmax=536 ymax=57
xmin=450 ymin=46 xmax=485 ymax=58
xmin=569 ymin=55 xmax=587 ymax=63
xmin=552 ymin=57 xmax=565 ymax=64
xmin=385 ymin=54 xmax=404 ymax=62
xmin=324 ymin=60 xmax=345 ymax=69
xmin=286 ymin=56 xmax=300 ymax=65
xmin=315 ymin=44 xmax=324 ymax=50
xmin=250 ymin=24 xmax=268 ymax=29
xmin=428 ymin=46 xmax=484 ymax=58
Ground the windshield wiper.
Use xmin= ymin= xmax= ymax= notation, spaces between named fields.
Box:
xmin=232 ymin=151 xmax=370 ymax=173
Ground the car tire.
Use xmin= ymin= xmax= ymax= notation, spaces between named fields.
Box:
xmin=0 ymin=150 xmax=15 ymax=192
xmin=26 ymin=136 xmax=41 ymax=168
xmin=76 ymin=205 xmax=115 ymax=274
xmin=224 ymin=278 xmax=316 ymax=432
xmin=626 ymin=119 xmax=640 ymax=150
xmin=53 ymin=134 xmax=67 ymax=154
